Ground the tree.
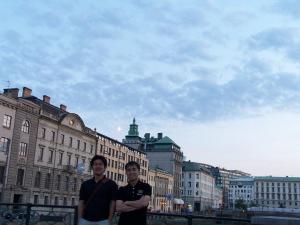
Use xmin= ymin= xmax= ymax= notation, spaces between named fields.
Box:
xmin=235 ymin=199 xmax=247 ymax=211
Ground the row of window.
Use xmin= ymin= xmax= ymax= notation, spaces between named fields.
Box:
xmin=40 ymin=128 xmax=94 ymax=154
xmin=33 ymin=195 xmax=76 ymax=206
xmin=256 ymin=193 xmax=298 ymax=200
xmin=3 ymin=115 xmax=30 ymax=134
xmin=256 ymin=182 xmax=299 ymax=187
xmin=256 ymin=187 xmax=299 ymax=193
xmin=37 ymin=146 xmax=91 ymax=171
xmin=34 ymin=172 xmax=83 ymax=192
xmin=99 ymin=145 xmax=148 ymax=168
xmin=257 ymin=200 xmax=298 ymax=207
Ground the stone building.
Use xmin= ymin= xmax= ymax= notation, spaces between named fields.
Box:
xmin=148 ymin=167 xmax=173 ymax=212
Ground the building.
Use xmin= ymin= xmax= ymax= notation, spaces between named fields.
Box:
xmin=123 ymin=119 xmax=183 ymax=211
xmin=213 ymin=186 xmax=223 ymax=209
xmin=0 ymin=87 xmax=149 ymax=205
xmin=0 ymin=87 xmax=40 ymax=203
xmin=254 ymin=176 xmax=300 ymax=209
xmin=147 ymin=167 xmax=173 ymax=212
xmin=199 ymin=162 xmax=250 ymax=208
xmin=182 ymin=161 xmax=215 ymax=212
xmin=228 ymin=177 xmax=254 ymax=209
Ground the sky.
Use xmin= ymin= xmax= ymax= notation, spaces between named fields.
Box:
xmin=1 ymin=0 xmax=300 ymax=176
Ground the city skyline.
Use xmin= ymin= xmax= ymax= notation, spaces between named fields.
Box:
xmin=1 ymin=1 xmax=300 ymax=176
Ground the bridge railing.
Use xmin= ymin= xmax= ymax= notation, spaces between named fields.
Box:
xmin=0 ymin=203 xmax=251 ymax=225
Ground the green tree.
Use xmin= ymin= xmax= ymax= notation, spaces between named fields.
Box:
xmin=235 ymin=199 xmax=247 ymax=210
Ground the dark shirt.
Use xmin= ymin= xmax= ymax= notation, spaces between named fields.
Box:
xmin=79 ymin=177 xmax=117 ymax=222
xmin=116 ymin=180 xmax=152 ymax=225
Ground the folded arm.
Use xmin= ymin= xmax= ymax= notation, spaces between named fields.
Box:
xmin=116 ymin=200 xmax=137 ymax=212
xmin=124 ymin=195 xmax=151 ymax=209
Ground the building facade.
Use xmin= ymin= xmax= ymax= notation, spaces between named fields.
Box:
xmin=0 ymin=87 xmax=149 ymax=205
xmin=147 ymin=167 xmax=173 ymax=212
xmin=228 ymin=177 xmax=254 ymax=209
xmin=182 ymin=161 xmax=215 ymax=212
xmin=254 ymin=176 xmax=300 ymax=209
xmin=200 ymin=162 xmax=250 ymax=208
xmin=0 ymin=87 xmax=40 ymax=203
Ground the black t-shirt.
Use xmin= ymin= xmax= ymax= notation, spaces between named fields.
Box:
xmin=79 ymin=177 xmax=117 ymax=222
xmin=116 ymin=180 xmax=152 ymax=225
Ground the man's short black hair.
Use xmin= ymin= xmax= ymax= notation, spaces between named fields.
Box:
xmin=125 ymin=161 xmax=140 ymax=171
xmin=90 ymin=155 xmax=107 ymax=168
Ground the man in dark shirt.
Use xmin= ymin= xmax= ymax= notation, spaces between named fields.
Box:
xmin=78 ymin=155 xmax=117 ymax=225
xmin=116 ymin=161 xmax=151 ymax=225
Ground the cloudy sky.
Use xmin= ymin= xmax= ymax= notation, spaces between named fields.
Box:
xmin=1 ymin=0 xmax=300 ymax=176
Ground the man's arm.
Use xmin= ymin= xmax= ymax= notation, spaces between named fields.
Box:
xmin=124 ymin=195 xmax=151 ymax=209
xmin=108 ymin=200 xmax=115 ymax=224
xmin=78 ymin=200 xmax=85 ymax=220
xmin=116 ymin=200 xmax=137 ymax=212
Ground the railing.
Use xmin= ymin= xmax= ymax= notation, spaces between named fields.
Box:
xmin=0 ymin=203 xmax=251 ymax=225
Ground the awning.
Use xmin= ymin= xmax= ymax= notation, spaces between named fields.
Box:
xmin=173 ymin=198 xmax=184 ymax=205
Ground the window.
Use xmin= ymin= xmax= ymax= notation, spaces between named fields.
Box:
xmin=16 ymin=169 xmax=24 ymax=186
xmin=0 ymin=137 xmax=10 ymax=152
xmin=0 ymin=166 xmax=4 ymax=184
xmin=63 ymin=197 xmax=67 ymax=206
xmin=19 ymin=143 xmax=27 ymax=157
xmin=56 ymin=175 xmax=61 ymax=190
xmin=77 ymin=140 xmax=80 ymax=149
xmin=34 ymin=195 xmax=39 ymax=204
xmin=51 ymin=131 xmax=55 ymax=142
xmin=73 ymin=178 xmax=77 ymax=192
xmin=188 ymin=182 xmax=191 ymax=187
xmin=90 ymin=145 xmax=94 ymax=154
xmin=69 ymin=137 xmax=73 ymax=147
xmin=61 ymin=134 xmax=65 ymax=144
xmin=65 ymin=176 xmax=69 ymax=191
xmin=55 ymin=197 xmax=59 ymax=205
xmin=38 ymin=146 xmax=44 ymax=161
xmin=72 ymin=198 xmax=75 ymax=206
xmin=75 ymin=155 xmax=79 ymax=167
xmin=189 ymin=173 xmax=191 ymax=179
xmin=67 ymin=154 xmax=71 ymax=165
xmin=21 ymin=120 xmax=30 ymax=133
xmin=83 ymin=142 xmax=86 ymax=151
xmin=44 ymin=196 xmax=49 ymax=205
xmin=45 ymin=173 xmax=51 ymax=189
xmin=34 ymin=172 xmax=41 ymax=188
xmin=3 ymin=115 xmax=12 ymax=128
xmin=48 ymin=149 xmax=53 ymax=163
xmin=196 ymin=182 xmax=199 ymax=188
xmin=58 ymin=152 xmax=63 ymax=165
xmin=41 ymin=128 xmax=46 ymax=138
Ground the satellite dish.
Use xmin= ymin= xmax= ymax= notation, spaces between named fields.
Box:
xmin=76 ymin=163 xmax=85 ymax=175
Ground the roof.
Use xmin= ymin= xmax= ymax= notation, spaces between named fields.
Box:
xmin=183 ymin=161 xmax=212 ymax=175
xmin=156 ymin=136 xmax=178 ymax=146
xmin=254 ymin=176 xmax=300 ymax=182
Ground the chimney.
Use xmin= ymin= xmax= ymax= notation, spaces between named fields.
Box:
xmin=158 ymin=132 xmax=163 ymax=140
xmin=22 ymin=87 xmax=32 ymax=97
xmin=60 ymin=104 xmax=67 ymax=112
xmin=144 ymin=133 xmax=150 ymax=140
xmin=3 ymin=88 xmax=19 ymax=98
xmin=43 ymin=95 xmax=51 ymax=104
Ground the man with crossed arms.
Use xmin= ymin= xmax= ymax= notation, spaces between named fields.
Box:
xmin=116 ymin=161 xmax=151 ymax=225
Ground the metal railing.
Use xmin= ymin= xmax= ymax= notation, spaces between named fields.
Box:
xmin=0 ymin=203 xmax=251 ymax=225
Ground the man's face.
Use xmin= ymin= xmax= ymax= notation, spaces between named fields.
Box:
xmin=125 ymin=165 xmax=139 ymax=182
xmin=92 ymin=159 xmax=106 ymax=176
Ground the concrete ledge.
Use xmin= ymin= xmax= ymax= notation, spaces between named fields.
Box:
xmin=251 ymin=216 xmax=300 ymax=225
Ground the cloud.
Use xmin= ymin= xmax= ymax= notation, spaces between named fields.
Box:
xmin=271 ymin=0 xmax=300 ymax=19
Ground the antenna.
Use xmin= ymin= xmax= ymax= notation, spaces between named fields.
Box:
xmin=5 ymin=80 xmax=11 ymax=88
